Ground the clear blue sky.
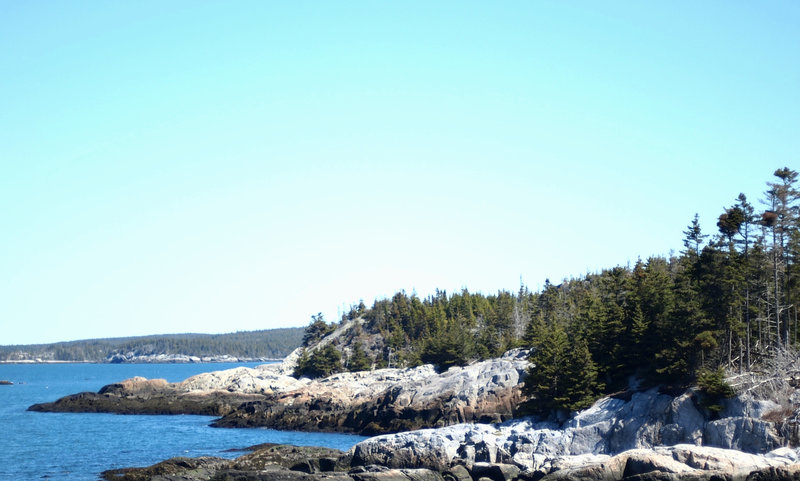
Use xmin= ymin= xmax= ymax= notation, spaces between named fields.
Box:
xmin=1 ymin=2 xmax=798 ymax=345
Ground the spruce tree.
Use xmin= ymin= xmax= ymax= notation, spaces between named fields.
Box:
xmin=348 ymin=341 xmax=372 ymax=372
xmin=523 ymin=323 xmax=600 ymax=417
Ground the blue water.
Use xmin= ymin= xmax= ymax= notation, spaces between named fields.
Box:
xmin=0 ymin=363 xmax=367 ymax=480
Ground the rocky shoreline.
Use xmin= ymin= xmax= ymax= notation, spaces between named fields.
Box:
xmin=27 ymin=345 xmax=800 ymax=480
xmin=100 ymin=441 xmax=800 ymax=481
xmin=29 ymin=350 xmax=528 ymax=435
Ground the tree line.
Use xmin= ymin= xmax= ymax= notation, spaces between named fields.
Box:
xmin=296 ymin=168 xmax=799 ymax=417
xmin=0 ymin=327 xmax=305 ymax=362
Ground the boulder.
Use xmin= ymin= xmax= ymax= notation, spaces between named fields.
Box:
xmin=100 ymin=456 xmax=230 ymax=481
xmin=745 ymin=463 xmax=800 ymax=481
xmin=349 ymin=468 xmax=444 ymax=481
xmin=470 ymin=462 xmax=521 ymax=481
xmin=442 ymin=465 xmax=472 ymax=481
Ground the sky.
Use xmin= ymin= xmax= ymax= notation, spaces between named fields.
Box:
xmin=1 ymin=2 xmax=798 ymax=345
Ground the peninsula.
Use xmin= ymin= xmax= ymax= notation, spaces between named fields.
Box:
xmin=30 ymin=168 xmax=800 ymax=480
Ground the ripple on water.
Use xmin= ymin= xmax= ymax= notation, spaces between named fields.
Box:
xmin=0 ymin=363 xmax=367 ymax=481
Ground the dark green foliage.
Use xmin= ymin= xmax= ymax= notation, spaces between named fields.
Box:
xmin=362 ymin=288 xmax=511 ymax=370
xmin=419 ymin=324 xmax=476 ymax=371
xmin=347 ymin=341 xmax=372 ymax=372
xmin=302 ymin=313 xmax=335 ymax=347
xmin=58 ymin=166 xmax=779 ymax=420
xmin=293 ymin=344 xmax=343 ymax=379
xmin=287 ymin=168 xmax=795 ymax=417
xmin=696 ymin=367 xmax=735 ymax=413
xmin=683 ymin=213 xmax=708 ymax=255
xmin=523 ymin=324 xmax=601 ymax=417
xmin=518 ymin=168 xmax=797 ymax=416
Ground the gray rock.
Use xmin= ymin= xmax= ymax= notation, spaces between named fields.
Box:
xmin=470 ymin=462 xmax=521 ymax=481
xmin=703 ymin=418 xmax=781 ymax=453
xmin=442 ymin=465 xmax=471 ymax=481
xmin=33 ymin=347 xmax=529 ymax=435
xmin=350 ymin=469 xmax=444 ymax=481
xmin=351 ymin=384 xmax=799 ymax=475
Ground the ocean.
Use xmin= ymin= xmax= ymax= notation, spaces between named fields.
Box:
xmin=0 ymin=362 xmax=367 ymax=480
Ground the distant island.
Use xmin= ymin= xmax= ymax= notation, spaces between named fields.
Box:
xmin=0 ymin=327 xmax=304 ymax=363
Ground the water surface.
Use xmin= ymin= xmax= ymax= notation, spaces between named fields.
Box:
xmin=0 ymin=363 xmax=366 ymax=480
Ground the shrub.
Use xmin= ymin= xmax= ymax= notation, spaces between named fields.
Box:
xmin=293 ymin=344 xmax=343 ymax=379
xmin=762 ymin=406 xmax=795 ymax=424
xmin=347 ymin=341 xmax=372 ymax=372
xmin=696 ymin=367 xmax=734 ymax=414
xmin=419 ymin=326 xmax=475 ymax=371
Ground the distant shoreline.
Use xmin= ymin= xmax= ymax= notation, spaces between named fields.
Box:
xmin=0 ymin=358 xmax=282 ymax=365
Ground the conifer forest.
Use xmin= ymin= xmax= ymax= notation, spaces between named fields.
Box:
xmin=301 ymin=168 xmax=800 ymax=415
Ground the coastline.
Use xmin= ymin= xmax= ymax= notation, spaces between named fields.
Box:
xmin=22 ymin=337 xmax=800 ymax=480
xmin=0 ymin=357 xmax=282 ymax=364
xmin=100 ymin=440 xmax=800 ymax=481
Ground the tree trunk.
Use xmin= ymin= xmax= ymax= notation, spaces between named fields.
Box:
xmin=775 ymin=226 xmax=781 ymax=354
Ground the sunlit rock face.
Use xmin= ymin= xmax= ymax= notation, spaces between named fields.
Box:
xmin=212 ymin=350 xmax=530 ymax=434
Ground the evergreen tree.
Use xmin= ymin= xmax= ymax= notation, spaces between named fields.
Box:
xmin=347 ymin=341 xmax=372 ymax=372
xmin=302 ymin=313 xmax=334 ymax=347
xmin=419 ymin=323 xmax=475 ymax=371
xmin=683 ymin=214 xmax=709 ymax=255
xmin=523 ymin=323 xmax=600 ymax=417
xmin=765 ymin=168 xmax=799 ymax=349
xmin=294 ymin=344 xmax=343 ymax=379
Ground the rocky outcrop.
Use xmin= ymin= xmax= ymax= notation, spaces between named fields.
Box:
xmin=351 ymin=425 xmax=800 ymax=480
xmin=212 ymin=350 xmax=528 ymax=434
xmin=350 ymin=388 xmax=787 ymax=473
xmin=100 ymin=443 xmax=351 ymax=481
xmin=27 ymin=374 xmax=271 ymax=416
xmin=28 ymin=351 xmax=528 ymax=435
xmin=101 ymin=441 xmax=800 ymax=481
xmin=535 ymin=445 xmax=800 ymax=481
xmin=100 ymin=443 xmax=445 ymax=481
